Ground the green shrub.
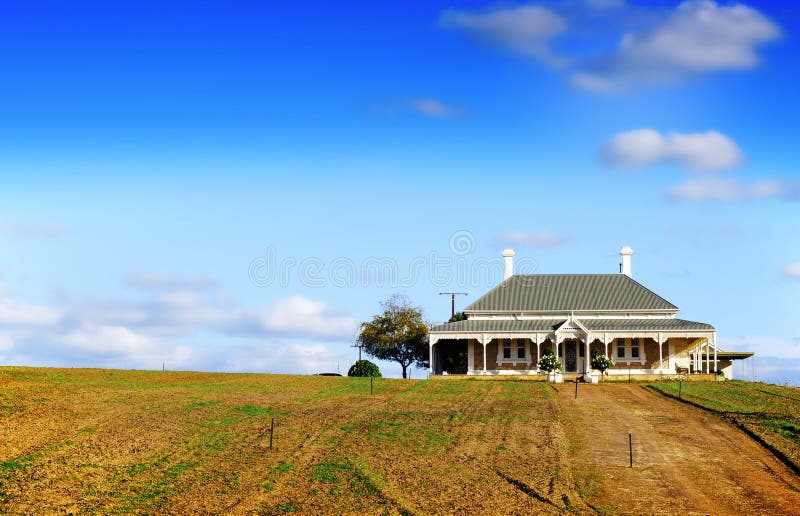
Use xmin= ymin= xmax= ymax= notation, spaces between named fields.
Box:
xmin=347 ymin=360 xmax=382 ymax=378
xmin=538 ymin=348 xmax=561 ymax=373
xmin=591 ymin=349 xmax=614 ymax=376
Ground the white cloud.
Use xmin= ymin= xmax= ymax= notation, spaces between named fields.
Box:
xmin=0 ymin=299 xmax=62 ymax=327
xmin=126 ymin=272 xmax=217 ymax=291
xmin=570 ymin=0 xmax=781 ymax=91
xmin=666 ymin=176 xmax=799 ymax=202
xmin=409 ymin=99 xmax=461 ymax=118
xmin=440 ymin=5 xmax=567 ymax=66
xmin=784 ymin=262 xmax=800 ymax=279
xmin=252 ymin=296 xmax=357 ymax=340
xmin=63 ymin=324 xmax=156 ymax=356
xmin=0 ymin=273 xmax=359 ymax=372
xmin=602 ymin=129 xmax=743 ymax=170
xmin=494 ymin=230 xmax=571 ymax=248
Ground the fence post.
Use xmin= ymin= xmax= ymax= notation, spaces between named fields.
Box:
xmin=629 ymin=433 xmax=633 ymax=468
xmin=269 ymin=417 xmax=274 ymax=450
xmin=575 ymin=378 xmax=578 ymax=399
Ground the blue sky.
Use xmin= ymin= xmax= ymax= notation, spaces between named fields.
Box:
xmin=0 ymin=0 xmax=798 ymax=383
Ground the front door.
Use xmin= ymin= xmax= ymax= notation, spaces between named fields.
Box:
xmin=565 ymin=340 xmax=578 ymax=372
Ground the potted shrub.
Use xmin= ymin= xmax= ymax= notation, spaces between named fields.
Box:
xmin=591 ymin=349 xmax=614 ymax=382
xmin=539 ymin=348 xmax=562 ymax=383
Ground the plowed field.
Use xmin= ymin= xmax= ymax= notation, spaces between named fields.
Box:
xmin=1 ymin=368 xmax=799 ymax=515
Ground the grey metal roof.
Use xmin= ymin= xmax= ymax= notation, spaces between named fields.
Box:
xmin=430 ymin=319 xmax=564 ymax=333
xmin=463 ymin=274 xmax=678 ymax=313
xmin=429 ymin=318 xmax=713 ymax=333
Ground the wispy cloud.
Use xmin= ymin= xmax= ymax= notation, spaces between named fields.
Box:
xmin=440 ymin=5 xmax=567 ymax=67
xmin=126 ymin=272 xmax=218 ymax=291
xmin=785 ymin=262 xmax=800 ymax=279
xmin=494 ymin=230 xmax=571 ymax=248
xmin=438 ymin=1 xmax=781 ymax=94
xmin=602 ymin=129 xmax=743 ymax=171
xmin=571 ymin=0 xmax=781 ymax=92
xmin=666 ymin=177 xmax=800 ymax=202
xmin=225 ymin=296 xmax=357 ymax=341
xmin=408 ymin=98 xmax=461 ymax=118
xmin=0 ymin=220 xmax=69 ymax=238
xmin=584 ymin=0 xmax=626 ymax=9
xmin=0 ymin=299 xmax=63 ymax=327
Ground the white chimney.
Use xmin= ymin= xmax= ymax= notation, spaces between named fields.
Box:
xmin=620 ymin=246 xmax=633 ymax=277
xmin=502 ymin=248 xmax=515 ymax=280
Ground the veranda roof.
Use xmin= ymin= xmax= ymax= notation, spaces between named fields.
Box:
xmin=429 ymin=318 xmax=714 ymax=334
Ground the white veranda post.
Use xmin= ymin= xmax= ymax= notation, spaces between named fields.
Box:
xmin=713 ymin=333 xmax=718 ymax=374
xmin=482 ymin=335 xmax=487 ymax=373
xmin=658 ymin=332 xmax=663 ymax=371
xmin=585 ymin=339 xmax=591 ymax=372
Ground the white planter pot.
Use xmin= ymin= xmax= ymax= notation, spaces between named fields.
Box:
xmin=584 ymin=371 xmax=600 ymax=384
xmin=548 ymin=371 xmax=563 ymax=383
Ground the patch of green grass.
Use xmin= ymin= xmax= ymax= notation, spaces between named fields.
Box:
xmin=1 ymin=454 xmax=36 ymax=473
xmin=311 ymin=461 xmax=350 ymax=484
xmin=114 ymin=460 xmax=198 ymax=512
xmin=763 ymin=418 xmax=800 ymax=441
xmin=370 ymin=420 xmax=408 ymax=439
xmin=340 ymin=423 xmax=355 ymax=433
xmin=233 ymin=404 xmax=288 ymax=417
xmin=310 ymin=460 xmax=381 ymax=498
xmin=278 ymin=502 xmax=299 ymax=512
xmin=187 ymin=400 xmax=222 ymax=409
xmin=448 ymin=411 xmax=466 ymax=422
xmin=272 ymin=461 xmax=293 ymax=475
xmin=425 ymin=430 xmax=451 ymax=446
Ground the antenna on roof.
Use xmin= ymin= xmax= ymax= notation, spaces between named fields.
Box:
xmin=439 ymin=292 xmax=468 ymax=319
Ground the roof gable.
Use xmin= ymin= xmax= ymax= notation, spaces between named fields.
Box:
xmin=463 ymin=274 xmax=678 ymax=313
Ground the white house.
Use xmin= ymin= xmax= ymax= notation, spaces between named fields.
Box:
xmin=428 ymin=247 xmax=752 ymax=381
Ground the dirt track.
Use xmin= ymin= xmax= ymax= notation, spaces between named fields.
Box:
xmin=556 ymin=383 xmax=800 ymax=515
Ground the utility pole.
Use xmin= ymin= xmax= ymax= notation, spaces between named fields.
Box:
xmin=351 ymin=342 xmax=365 ymax=361
xmin=439 ymin=292 xmax=467 ymax=319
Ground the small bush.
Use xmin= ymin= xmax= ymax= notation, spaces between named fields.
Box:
xmin=591 ymin=349 xmax=614 ymax=376
xmin=347 ymin=360 xmax=382 ymax=378
xmin=538 ymin=349 xmax=561 ymax=373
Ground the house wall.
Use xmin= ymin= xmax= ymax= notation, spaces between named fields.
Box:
xmin=465 ymin=335 xmax=715 ymax=374
xmin=486 ymin=341 xmax=498 ymax=370
xmin=607 ymin=338 xmax=668 ymax=370
xmin=670 ymin=338 xmax=697 ymax=370
xmin=471 ymin=340 xmax=483 ymax=370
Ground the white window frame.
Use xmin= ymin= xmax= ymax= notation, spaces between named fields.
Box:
xmin=496 ymin=338 xmax=529 ymax=364
xmin=617 ymin=337 xmax=646 ymax=364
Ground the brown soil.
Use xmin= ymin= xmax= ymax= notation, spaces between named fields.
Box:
xmin=2 ymin=369 xmax=800 ymax=515
xmin=556 ymin=383 xmax=800 ymax=515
